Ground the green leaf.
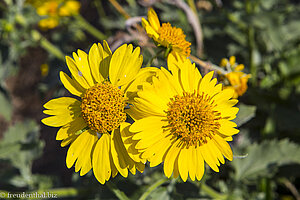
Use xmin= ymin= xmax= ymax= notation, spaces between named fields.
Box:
xmin=232 ymin=139 xmax=300 ymax=181
xmin=233 ymin=103 xmax=256 ymax=127
xmin=0 ymin=91 xmax=12 ymax=121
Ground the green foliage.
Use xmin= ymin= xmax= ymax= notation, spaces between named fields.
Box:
xmin=0 ymin=0 xmax=299 ymax=199
xmin=232 ymin=139 xmax=300 ymax=181
xmin=0 ymin=120 xmax=45 ymax=189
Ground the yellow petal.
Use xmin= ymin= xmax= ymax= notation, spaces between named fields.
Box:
xmin=42 ymin=97 xmax=81 ymax=127
xmin=120 ymin=122 xmax=144 ymax=163
xmin=56 ymin=117 xmax=86 ymax=140
xmin=208 ymin=141 xmax=225 ymax=165
xmin=88 ymin=43 xmax=104 ymax=83
xmin=145 ymin=135 xmax=173 ymax=167
xmin=74 ymin=50 xmax=94 ymax=86
xmin=213 ymin=88 xmax=234 ymax=103
xmin=124 ymin=67 xmax=159 ymax=102
xmin=199 ymin=142 xmax=219 ymax=172
xmin=213 ymin=134 xmax=233 ymax=161
xmin=75 ymin=130 xmax=97 ymax=176
xmin=61 ymin=134 xmax=78 ymax=147
xmin=198 ymin=71 xmax=214 ymax=94
xmin=218 ymin=119 xmax=239 ymax=136
xmin=66 ymin=130 xmax=96 ymax=174
xmin=195 ymin=147 xmax=205 ymax=180
xmin=43 ymin=97 xmax=80 ymax=110
xmin=111 ymin=128 xmax=136 ymax=178
xmin=148 ymin=8 xmax=160 ymax=32
xmin=92 ymin=133 xmax=112 ymax=184
xmin=65 ymin=56 xmax=90 ymax=89
xmin=178 ymin=147 xmax=189 ymax=182
xmin=188 ymin=147 xmax=197 ymax=181
xmin=130 ymin=116 xmax=166 ymax=133
xmin=60 ymin=71 xmax=85 ymax=97
xmin=42 ymin=114 xmax=77 ymax=127
xmin=109 ymin=44 xmax=142 ymax=87
xmin=163 ymin=140 xmax=181 ymax=178
xmin=142 ymin=18 xmax=159 ymax=39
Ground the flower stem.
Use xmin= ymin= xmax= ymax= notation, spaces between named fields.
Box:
xmin=31 ymin=30 xmax=65 ymax=61
xmin=74 ymin=14 xmax=106 ymax=41
xmin=146 ymin=48 xmax=164 ymax=67
xmin=189 ymin=55 xmax=227 ymax=75
xmin=106 ymin=182 xmax=130 ymax=200
xmin=109 ymin=0 xmax=131 ymax=19
xmin=200 ymin=182 xmax=226 ymax=200
xmin=139 ymin=178 xmax=169 ymax=200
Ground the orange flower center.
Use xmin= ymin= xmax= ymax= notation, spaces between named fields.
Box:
xmin=157 ymin=23 xmax=191 ymax=57
xmin=81 ymin=82 xmax=126 ymax=133
xmin=166 ymin=92 xmax=221 ymax=147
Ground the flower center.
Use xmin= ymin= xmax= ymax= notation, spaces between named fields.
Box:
xmin=157 ymin=23 xmax=191 ymax=57
xmin=80 ymin=82 xmax=126 ymax=133
xmin=166 ymin=92 xmax=221 ymax=148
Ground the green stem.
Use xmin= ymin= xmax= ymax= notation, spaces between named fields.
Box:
xmin=246 ymin=0 xmax=257 ymax=86
xmin=139 ymin=178 xmax=169 ymax=200
xmin=94 ymin=0 xmax=106 ymax=18
xmin=106 ymin=182 xmax=130 ymax=200
xmin=146 ymin=48 xmax=164 ymax=67
xmin=75 ymin=14 xmax=106 ymax=41
xmin=189 ymin=55 xmax=228 ymax=75
xmin=31 ymin=30 xmax=65 ymax=61
xmin=164 ymin=46 xmax=172 ymax=59
xmin=187 ymin=0 xmax=197 ymax=14
xmin=200 ymin=182 xmax=226 ymax=200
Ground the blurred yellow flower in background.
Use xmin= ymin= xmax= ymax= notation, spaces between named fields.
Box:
xmin=42 ymin=41 xmax=149 ymax=184
xmin=27 ymin=0 xmax=80 ymax=30
xmin=127 ymin=54 xmax=239 ymax=182
xmin=142 ymin=8 xmax=191 ymax=57
xmin=220 ymin=56 xmax=251 ymax=98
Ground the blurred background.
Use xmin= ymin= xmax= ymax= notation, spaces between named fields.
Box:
xmin=0 ymin=0 xmax=300 ymax=199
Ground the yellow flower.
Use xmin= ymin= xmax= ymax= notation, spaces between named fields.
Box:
xmin=59 ymin=1 xmax=81 ymax=16
xmin=42 ymin=41 xmax=153 ymax=184
xmin=226 ymin=72 xmax=251 ymax=98
xmin=30 ymin=0 xmax=80 ymax=30
xmin=219 ymin=56 xmax=250 ymax=98
xmin=142 ymin=8 xmax=191 ymax=57
xmin=127 ymin=54 xmax=239 ymax=182
xmin=40 ymin=63 xmax=49 ymax=77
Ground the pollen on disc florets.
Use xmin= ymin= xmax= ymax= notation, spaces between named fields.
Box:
xmin=80 ymin=81 xmax=126 ymax=133
xmin=166 ymin=92 xmax=221 ymax=148
xmin=157 ymin=23 xmax=191 ymax=57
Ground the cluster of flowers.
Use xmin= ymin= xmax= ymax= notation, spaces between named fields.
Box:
xmin=26 ymin=0 xmax=80 ymax=30
xmin=42 ymin=9 xmax=243 ymax=184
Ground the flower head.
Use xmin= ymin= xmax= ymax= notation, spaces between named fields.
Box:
xmin=220 ymin=56 xmax=251 ymax=98
xmin=127 ymin=54 xmax=239 ymax=182
xmin=142 ymin=8 xmax=191 ymax=57
xmin=42 ymin=41 xmax=151 ymax=184
xmin=28 ymin=0 xmax=80 ymax=30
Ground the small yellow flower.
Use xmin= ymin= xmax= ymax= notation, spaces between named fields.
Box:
xmin=219 ymin=56 xmax=250 ymax=98
xmin=59 ymin=1 xmax=81 ymax=16
xmin=42 ymin=41 xmax=157 ymax=184
xmin=142 ymin=8 xmax=191 ymax=57
xmin=226 ymin=72 xmax=251 ymax=98
xmin=40 ymin=63 xmax=49 ymax=77
xmin=28 ymin=0 xmax=80 ymax=30
xmin=126 ymin=54 xmax=239 ymax=182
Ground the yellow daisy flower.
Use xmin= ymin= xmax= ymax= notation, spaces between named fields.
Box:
xmin=42 ymin=41 xmax=151 ymax=184
xmin=30 ymin=0 xmax=80 ymax=30
xmin=226 ymin=72 xmax=251 ymax=98
xmin=127 ymin=55 xmax=239 ymax=182
xmin=142 ymin=8 xmax=191 ymax=57
xmin=219 ymin=56 xmax=251 ymax=98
